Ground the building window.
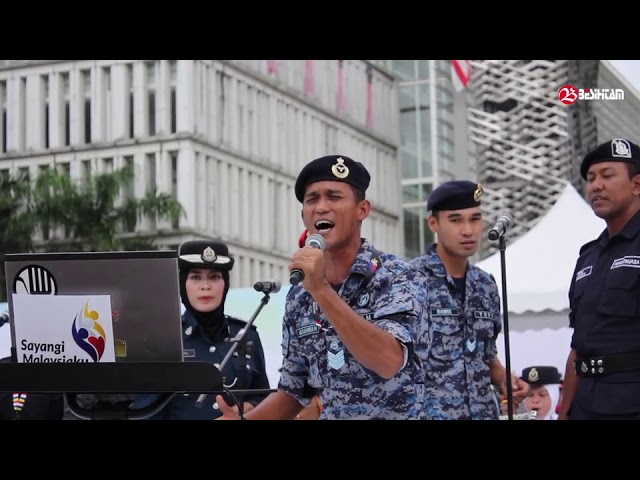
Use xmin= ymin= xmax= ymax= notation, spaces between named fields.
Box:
xmin=82 ymin=69 xmax=91 ymax=144
xmin=63 ymin=73 xmax=70 ymax=146
xmin=82 ymin=159 xmax=91 ymax=180
xmin=403 ymin=201 xmax=434 ymax=260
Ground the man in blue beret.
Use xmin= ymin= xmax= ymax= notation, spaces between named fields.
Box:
xmin=217 ymin=154 xmax=431 ymax=419
xmin=560 ymin=137 xmax=640 ymax=420
xmin=410 ymin=180 xmax=529 ymax=420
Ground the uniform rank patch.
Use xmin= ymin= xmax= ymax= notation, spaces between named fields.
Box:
xmin=296 ymin=324 xmax=321 ymax=338
xmin=328 ymin=341 xmax=345 ymax=370
xmin=474 ymin=310 xmax=494 ymax=320
xmin=466 ymin=337 xmax=477 ymax=352
xmin=576 ymin=265 xmax=592 ymax=280
xmin=610 ymin=256 xmax=640 ymax=270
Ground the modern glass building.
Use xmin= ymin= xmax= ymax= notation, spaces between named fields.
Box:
xmin=376 ymin=59 xmax=640 ymax=260
xmin=373 ymin=60 xmax=477 ymax=260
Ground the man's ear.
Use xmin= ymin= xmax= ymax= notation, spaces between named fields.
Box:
xmin=633 ymin=173 xmax=640 ymax=197
xmin=357 ymin=199 xmax=371 ymax=221
xmin=427 ymin=214 xmax=438 ymax=234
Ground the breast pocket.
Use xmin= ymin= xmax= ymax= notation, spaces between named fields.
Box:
xmin=598 ymin=270 xmax=640 ymax=317
xmin=474 ymin=319 xmax=497 ymax=361
xmin=430 ymin=316 xmax=463 ymax=361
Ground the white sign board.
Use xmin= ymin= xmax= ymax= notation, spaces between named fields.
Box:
xmin=12 ymin=294 xmax=116 ymax=363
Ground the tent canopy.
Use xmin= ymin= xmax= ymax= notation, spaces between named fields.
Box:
xmin=476 ymin=182 xmax=605 ymax=314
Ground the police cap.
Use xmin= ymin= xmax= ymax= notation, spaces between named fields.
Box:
xmin=520 ymin=366 xmax=562 ymax=387
xmin=427 ymin=180 xmax=484 ymax=212
xmin=177 ymin=240 xmax=234 ymax=272
xmin=580 ymin=137 xmax=640 ymax=180
xmin=294 ymin=155 xmax=371 ymax=203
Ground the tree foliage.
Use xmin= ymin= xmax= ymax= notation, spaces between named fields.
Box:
xmin=0 ymin=165 xmax=185 ymax=300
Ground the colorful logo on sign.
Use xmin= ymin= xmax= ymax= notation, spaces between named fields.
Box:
xmin=71 ymin=301 xmax=107 ymax=362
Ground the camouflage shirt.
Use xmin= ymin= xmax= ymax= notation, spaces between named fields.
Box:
xmin=411 ymin=243 xmax=502 ymax=420
xmin=278 ymin=239 xmax=430 ymax=419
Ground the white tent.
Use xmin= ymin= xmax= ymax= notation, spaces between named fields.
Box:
xmin=476 ymin=182 xmax=606 ymax=374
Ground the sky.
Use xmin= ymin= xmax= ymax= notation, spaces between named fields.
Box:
xmin=607 ymin=60 xmax=640 ymax=93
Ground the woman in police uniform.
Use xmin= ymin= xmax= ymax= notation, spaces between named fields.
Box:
xmin=144 ymin=240 xmax=271 ymax=420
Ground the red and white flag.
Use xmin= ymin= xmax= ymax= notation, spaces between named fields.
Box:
xmin=451 ymin=60 xmax=472 ymax=92
xmin=267 ymin=60 xmax=278 ymax=75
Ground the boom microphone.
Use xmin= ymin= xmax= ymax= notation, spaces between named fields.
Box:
xmin=290 ymin=233 xmax=326 ymax=286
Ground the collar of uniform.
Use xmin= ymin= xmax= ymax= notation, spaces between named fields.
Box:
xmin=615 ymin=208 xmax=640 ymax=240
xmin=182 ymin=310 xmax=199 ymax=328
xmin=417 ymin=243 xmax=449 ymax=278
xmin=347 ymin=238 xmax=380 ymax=279
xmin=182 ymin=310 xmax=230 ymax=340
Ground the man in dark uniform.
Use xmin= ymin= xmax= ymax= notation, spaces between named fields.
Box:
xmin=560 ymin=137 xmax=640 ymax=420
xmin=135 ymin=240 xmax=271 ymax=419
xmin=410 ymin=180 xmax=528 ymax=419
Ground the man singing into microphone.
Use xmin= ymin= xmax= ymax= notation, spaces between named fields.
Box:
xmin=410 ymin=180 xmax=528 ymax=420
xmin=217 ymin=155 xmax=430 ymax=419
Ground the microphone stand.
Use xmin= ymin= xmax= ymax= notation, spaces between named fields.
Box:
xmin=497 ymin=234 xmax=514 ymax=420
xmin=195 ymin=291 xmax=272 ymax=413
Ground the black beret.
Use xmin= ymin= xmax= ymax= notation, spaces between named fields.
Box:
xmin=294 ymin=155 xmax=371 ymax=203
xmin=427 ymin=180 xmax=484 ymax=212
xmin=177 ymin=240 xmax=234 ymax=272
xmin=580 ymin=137 xmax=640 ymax=180
xmin=520 ymin=366 xmax=562 ymax=387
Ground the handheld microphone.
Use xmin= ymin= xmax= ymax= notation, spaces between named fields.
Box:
xmin=253 ymin=280 xmax=282 ymax=294
xmin=0 ymin=311 xmax=9 ymax=327
xmin=488 ymin=212 xmax=514 ymax=241
xmin=290 ymin=233 xmax=326 ymax=286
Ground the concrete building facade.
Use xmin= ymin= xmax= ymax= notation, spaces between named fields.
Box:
xmin=0 ymin=60 xmax=401 ymax=288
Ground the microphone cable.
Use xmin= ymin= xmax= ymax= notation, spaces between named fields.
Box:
xmin=222 ymin=387 xmax=246 ymax=420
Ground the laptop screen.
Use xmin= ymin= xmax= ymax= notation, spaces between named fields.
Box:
xmin=4 ymin=251 xmax=184 ymax=363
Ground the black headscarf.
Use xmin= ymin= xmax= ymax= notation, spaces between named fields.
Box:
xmin=177 ymin=241 xmax=235 ymax=340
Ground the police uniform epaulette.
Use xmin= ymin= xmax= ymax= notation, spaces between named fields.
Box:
xmin=579 ymin=238 xmax=599 ymax=256
xmin=226 ymin=315 xmax=258 ymax=329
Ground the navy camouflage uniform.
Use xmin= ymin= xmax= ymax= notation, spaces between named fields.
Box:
xmin=280 ymin=239 xmax=430 ymax=419
xmin=568 ymin=138 xmax=640 ymax=419
xmin=411 ymin=180 xmax=502 ymax=420
xmin=412 ymin=244 xmax=501 ymax=420
xmin=281 ymin=154 xmax=431 ymax=420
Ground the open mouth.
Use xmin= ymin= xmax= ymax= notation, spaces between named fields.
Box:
xmin=315 ymin=220 xmax=335 ymax=233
